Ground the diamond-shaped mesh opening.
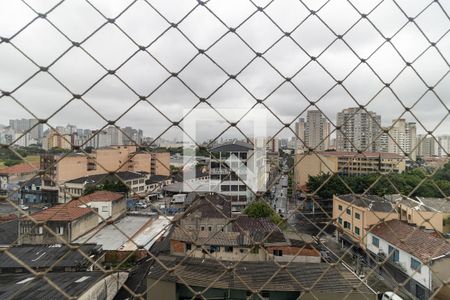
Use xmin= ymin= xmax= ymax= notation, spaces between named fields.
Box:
xmin=0 ymin=1 xmax=449 ymax=300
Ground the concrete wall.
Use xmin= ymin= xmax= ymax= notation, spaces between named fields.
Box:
xmin=152 ymin=152 xmax=171 ymax=176
xmin=432 ymin=257 xmax=450 ymax=299
xmin=20 ymin=221 xmax=71 ymax=244
xmin=71 ymin=211 xmax=99 ymax=240
xmin=147 ymin=279 xmax=177 ymax=300
xmin=111 ymin=198 xmax=127 ymax=220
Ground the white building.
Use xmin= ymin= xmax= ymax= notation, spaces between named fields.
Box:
xmin=366 ymin=220 xmax=450 ymax=299
xmin=209 ymin=140 xmax=267 ymax=213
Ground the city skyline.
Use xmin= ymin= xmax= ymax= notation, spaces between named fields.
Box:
xmin=1 ymin=1 xmax=449 ymax=141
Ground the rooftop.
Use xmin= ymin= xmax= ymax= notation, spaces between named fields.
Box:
xmin=0 ymin=271 xmax=127 ymax=300
xmin=181 ymin=193 xmax=232 ymax=219
xmin=0 ymin=244 xmax=101 ymax=270
xmin=336 ymin=194 xmax=396 ymax=213
xmin=210 ymin=140 xmax=254 ymax=153
xmin=27 ymin=202 xmax=93 ymax=222
xmin=147 ymin=255 xmax=375 ymax=295
xmin=369 ymin=220 xmax=450 ymax=262
xmin=77 ymin=190 xmax=124 ymax=203
xmin=0 ymin=163 xmax=39 ymax=175
xmin=163 ymin=180 xmax=219 ymax=193
xmin=416 ymin=197 xmax=450 ymax=213
xmin=66 ymin=171 xmax=146 ymax=184
xmin=74 ymin=215 xmax=170 ymax=251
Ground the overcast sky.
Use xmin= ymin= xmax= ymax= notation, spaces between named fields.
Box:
xmin=0 ymin=0 xmax=449 ymax=143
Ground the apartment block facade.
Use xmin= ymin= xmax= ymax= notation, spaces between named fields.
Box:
xmin=336 ymin=107 xmax=382 ymax=152
xmin=294 ymin=151 xmax=406 ymax=187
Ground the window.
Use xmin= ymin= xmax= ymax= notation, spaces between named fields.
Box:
xmin=208 ymin=226 xmax=212 ymax=232
xmin=338 ymin=217 xmax=342 ymax=225
xmin=209 ymin=245 xmax=220 ymax=253
xmin=344 ymin=221 xmax=351 ymax=230
xmin=101 ymin=206 xmax=108 ymax=212
xmin=355 ymin=212 xmax=360 ymax=220
xmin=56 ymin=226 xmax=64 ymax=235
xmin=201 ymin=226 xmax=205 ymax=231
xmin=411 ymin=258 xmax=421 ymax=272
xmin=354 ymin=226 xmax=360 ymax=235
xmin=388 ymin=245 xmax=400 ymax=262
xmin=338 ymin=205 xmax=343 ymax=211
xmin=346 ymin=208 xmax=351 ymax=215
xmin=186 ymin=243 xmax=192 ymax=251
xmin=221 ymin=185 xmax=230 ymax=192
xmin=224 ymin=246 xmax=233 ymax=253
xmin=250 ymin=246 xmax=259 ymax=254
xmin=37 ymin=226 xmax=43 ymax=235
xmin=372 ymin=236 xmax=379 ymax=247
xmin=273 ymin=250 xmax=283 ymax=256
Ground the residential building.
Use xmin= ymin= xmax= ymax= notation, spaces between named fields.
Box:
xmin=438 ymin=135 xmax=450 ymax=157
xmin=19 ymin=191 xmax=126 ymax=244
xmin=386 ymin=119 xmax=417 ymax=161
xmin=9 ymin=118 xmax=43 ymax=140
xmin=63 ymin=171 xmax=149 ymax=200
xmin=295 ymin=117 xmax=306 ymax=151
xmin=170 ymin=193 xmax=320 ymax=263
xmin=367 ymin=220 xmax=450 ymax=299
xmin=40 ymin=146 xmax=170 ymax=201
xmin=336 ymin=107 xmax=382 ymax=152
xmin=386 ymin=195 xmax=450 ymax=234
xmin=76 ymin=191 xmax=127 ymax=223
xmin=150 ymin=152 xmax=170 ymax=176
xmin=209 ymin=141 xmax=267 ymax=212
xmin=417 ymin=135 xmax=438 ymax=158
xmin=333 ymin=194 xmax=398 ymax=249
xmin=294 ymin=151 xmax=406 ymax=187
xmin=44 ymin=129 xmax=72 ymax=150
xmin=294 ymin=111 xmax=330 ymax=152
xmin=19 ymin=200 xmax=98 ymax=244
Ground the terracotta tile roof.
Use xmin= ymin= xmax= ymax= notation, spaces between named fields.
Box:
xmin=0 ymin=163 xmax=39 ymax=175
xmin=369 ymin=220 xmax=450 ymax=262
xmin=29 ymin=203 xmax=93 ymax=222
xmin=77 ymin=191 xmax=124 ymax=203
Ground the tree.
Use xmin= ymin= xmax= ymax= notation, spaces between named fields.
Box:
xmin=244 ymin=201 xmax=284 ymax=226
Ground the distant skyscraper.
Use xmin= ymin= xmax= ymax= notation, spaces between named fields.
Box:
xmin=438 ymin=135 xmax=450 ymax=157
xmin=295 ymin=118 xmax=305 ymax=151
xmin=336 ymin=107 xmax=381 ymax=152
xmin=417 ymin=135 xmax=438 ymax=158
xmin=305 ymin=110 xmax=330 ymax=151
xmin=387 ymin=119 xmax=417 ymax=161
xmin=9 ymin=118 xmax=43 ymax=140
xmin=295 ymin=110 xmax=330 ymax=152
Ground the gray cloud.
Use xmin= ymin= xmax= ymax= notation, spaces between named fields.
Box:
xmin=0 ymin=0 xmax=449 ymax=143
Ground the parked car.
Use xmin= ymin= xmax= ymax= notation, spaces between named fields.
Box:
xmin=381 ymin=291 xmax=403 ymax=300
xmin=19 ymin=204 xmax=29 ymax=211
xmin=135 ymin=202 xmax=148 ymax=209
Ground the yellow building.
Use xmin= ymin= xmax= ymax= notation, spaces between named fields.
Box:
xmin=332 ymin=194 xmax=398 ymax=249
xmin=294 ymin=151 xmax=406 ymax=188
xmin=41 ymin=145 xmax=170 ymax=191
xmin=388 ymin=195 xmax=450 ymax=234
